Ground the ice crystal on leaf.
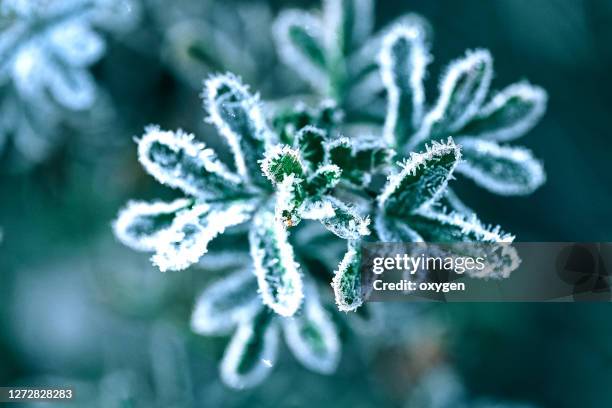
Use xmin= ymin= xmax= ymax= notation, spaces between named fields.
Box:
xmin=114 ymin=0 xmax=548 ymax=390
xmin=275 ymin=0 xmax=548 ymax=197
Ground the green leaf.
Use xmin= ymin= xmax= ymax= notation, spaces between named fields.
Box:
xmin=374 ymin=212 xmax=423 ymax=242
xmin=323 ymin=0 xmax=374 ymax=56
xmin=152 ymin=200 xmax=256 ymax=272
xmin=457 ymin=137 xmax=546 ymax=195
xmin=460 ymin=81 xmax=548 ymax=142
xmin=271 ymin=100 xmax=341 ymax=145
xmin=138 ymin=126 xmax=243 ymax=200
xmin=331 ymin=241 xmax=363 ymax=312
xmin=302 ymin=196 xmax=370 ymax=240
xmin=294 ymin=125 xmax=327 ymax=170
xmin=273 ymin=10 xmax=327 ymax=91
xmin=250 ymin=209 xmax=304 ymax=316
xmin=260 ymin=144 xmax=305 ymax=185
xmin=326 ymin=137 xmax=393 ymax=186
xmin=378 ymin=137 xmax=461 ymax=216
xmin=379 ymin=22 xmax=429 ymax=149
xmin=275 ymin=174 xmax=306 ymax=228
xmin=411 ymin=49 xmax=493 ymax=150
xmin=191 ymin=269 xmax=260 ymax=336
xmin=409 ymin=209 xmax=514 ymax=243
xmin=204 ymin=73 xmax=273 ymax=185
xmin=305 ymin=164 xmax=342 ymax=196
xmin=220 ymin=307 xmax=279 ymax=389
xmin=113 ymin=199 xmax=190 ymax=251
xmin=282 ymin=283 xmax=341 ymax=374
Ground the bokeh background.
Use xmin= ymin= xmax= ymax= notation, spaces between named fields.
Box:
xmin=1 ymin=0 xmax=612 ymax=407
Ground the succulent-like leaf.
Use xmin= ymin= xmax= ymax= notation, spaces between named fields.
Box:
xmin=113 ymin=199 xmax=191 ymax=251
xmin=294 ymin=125 xmax=327 ymax=171
xmin=374 ymin=212 xmax=423 ymax=242
xmin=331 ymin=241 xmax=363 ymax=312
xmin=204 ymin=73 xmax=273 ymax=184
xmin=250 ymin=209 xmax=304 ymax=317
xmin=456 ymin=138 xmax=546 ymax=195
xmin=152 ymin=201 xmax=255 ymax=272
xmin=260 ymin=144 xmax=305 ymax=185
xmin=379 ymin=23 xmax=429 ymax=148
xmin=220 ymin=307 xmax=279 ymax=389
xmin=273 ymin=10 xmax=327 ymax=91
xmin=460 ymin=82 xmax=548 ymax=142
xmin=137 ymin=126 xmax=243 ymax=200
xmin=191 ymin=269 xmax=260 ymax=336
xmin=409 ymin=208 xmax=515 ymax=243
xmin=303 ymin=196 xmax=370 ymax=240
xmin=411 ymin=49 xmax=493 ymax=149
xmin=283 ymin=284 xmax=341 ymax=374
xmin=378 ymin=138 xmax=461 ymax=215
xmin=305 ymin=164 xmax=342 ymax=196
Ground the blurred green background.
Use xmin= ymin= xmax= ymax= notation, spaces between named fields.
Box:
xmin=1 ymin=0 xmax=612 ymax=407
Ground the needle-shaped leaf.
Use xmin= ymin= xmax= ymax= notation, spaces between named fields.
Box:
xmin=113 ymin=199 xmax=190 ymax=251
xmin=220 ymin=307 xmax=279 ymax=389
xmin=138 ymin=126 xmax=243 ymax=200
xmin=456 ymin=137 xmax=546 ymax=195
xmin=250 ymin=209 xmax=304 ymax=317
xmin=460 ymin=82 xmax=548 ymax=142
xmin=378 ymin=138 xmax=461 ymax=215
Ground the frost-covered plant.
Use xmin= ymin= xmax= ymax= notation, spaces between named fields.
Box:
xmin=0 ymin=0 xmax=138 ymax=162
xmin=274 ymin=0 xmax=548 ymax=196
xmin=156 ymin=0 xmax=290 ymax=96
xmin=114 ymin=71 xmax=521 ymax=388
xmin=273 ymin=0 xmax=428 ymax=120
